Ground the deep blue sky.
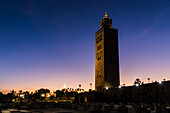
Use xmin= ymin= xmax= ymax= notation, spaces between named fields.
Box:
xmin=0 ymin=0 xmax=170 ymax=92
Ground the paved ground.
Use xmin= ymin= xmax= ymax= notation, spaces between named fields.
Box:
xmin=30 ymin=108 xmax=89 ymax=113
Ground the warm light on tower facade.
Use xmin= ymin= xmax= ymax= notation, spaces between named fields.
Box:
xmin=95 ymin=12 xmax=120 ymax=92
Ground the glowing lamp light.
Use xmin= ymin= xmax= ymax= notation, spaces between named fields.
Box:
xmin=135 ymin=84 xmax=139 ymax=87
xmin=64 ymin=84 xmax=66 ymax=89
xmin=106 ymin=87 xmax=109 ymax=90
xmin=47 ymin=94 xmax=50 ymax=97
xmin=20 ymin=94 xmax=24 ymax=97
xmin=41 ymin=94 xmax=45 ymax=97
xmin=158 ymin=81 xmax=162 ymax=84
xmin=118 ymin=86 xmax=121 ymax=88
xmin=12 ymin=99 xmax=15 ymax=102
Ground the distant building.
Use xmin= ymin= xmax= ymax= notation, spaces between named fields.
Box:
xmin=81 ymin=80 xmax=170 ymax=104
xmin=95 ymin=12 xmax=120 ymax=92
xmin=106 ymin=80 xmax=170 ymax=103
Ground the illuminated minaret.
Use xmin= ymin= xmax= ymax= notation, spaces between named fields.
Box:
xmin=95 ymin=12 xmax=120 ymax=92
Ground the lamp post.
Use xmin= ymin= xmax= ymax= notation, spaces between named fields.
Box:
xmin=158 ymin=81 xmax=163 ymax=104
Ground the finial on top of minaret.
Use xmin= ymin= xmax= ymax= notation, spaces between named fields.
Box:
xmin=104 ymin=11 xmax=108 ymax=18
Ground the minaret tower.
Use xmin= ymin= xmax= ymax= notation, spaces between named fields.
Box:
xmin=95 ymin=12 xmax=120 ymax=92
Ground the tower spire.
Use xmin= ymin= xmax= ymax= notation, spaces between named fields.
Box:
xmin=104 ymin=11 xmax=108 ymax=18
xmin=100 ymin=11 xmax=112 ymax=28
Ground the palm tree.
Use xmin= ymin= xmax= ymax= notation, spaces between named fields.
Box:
xmin=24 ymin=91 xmax=29 ymax=98
xmin=148 ymin=78 xmax=150 ymax=83
xmin=90 ymin=83 xmax=92 ymax=89
xmin=79 ymin=84 xmax=81 ymax=89
xmin=134 ymin=78 xmax=141 ymax=85
xmin=19 ymin=90 xmax=23 ymax=94
xmin=18 ymin=90 xmax=23 ymax=98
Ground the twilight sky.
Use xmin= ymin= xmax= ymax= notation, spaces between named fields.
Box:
xmin=0 ymin=0 xmax=170 ymax=92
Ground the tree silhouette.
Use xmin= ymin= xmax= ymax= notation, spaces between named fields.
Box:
xmin=80 ymin=95 xmax=85 ymax=104
xmin=148 ymin=78 xmax=150 ymax=83
xmin=0 ymin=91 xmax=4 ymax=103
xmin=134 ymin=78 xmax=141 ymax=85
xmin=19 ymin=90 xmax=23 ymax=94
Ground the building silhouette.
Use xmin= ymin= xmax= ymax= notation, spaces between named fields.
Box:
xmin=106 ymin=80 xmax=170 ymax=104
xmin=95 ymin=12 xmax=120 ymax=92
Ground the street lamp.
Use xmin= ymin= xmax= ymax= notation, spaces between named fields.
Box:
xmin=135 ymin=84 xmax=139 ymax=87
xmin=41 ymin=94 xmax=45 ymax=97
xmin=158 ymin=81 xmax=162 ymax=84
xmin=20 ymin=94 xmax=24 ymax=99
xmin=106 ymin=87 xmax=109 ymax=90
xmin=118 ymin=86 xmax=121 ymax=88
xmin=47 ymin=94 xmax=50 ymax=97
